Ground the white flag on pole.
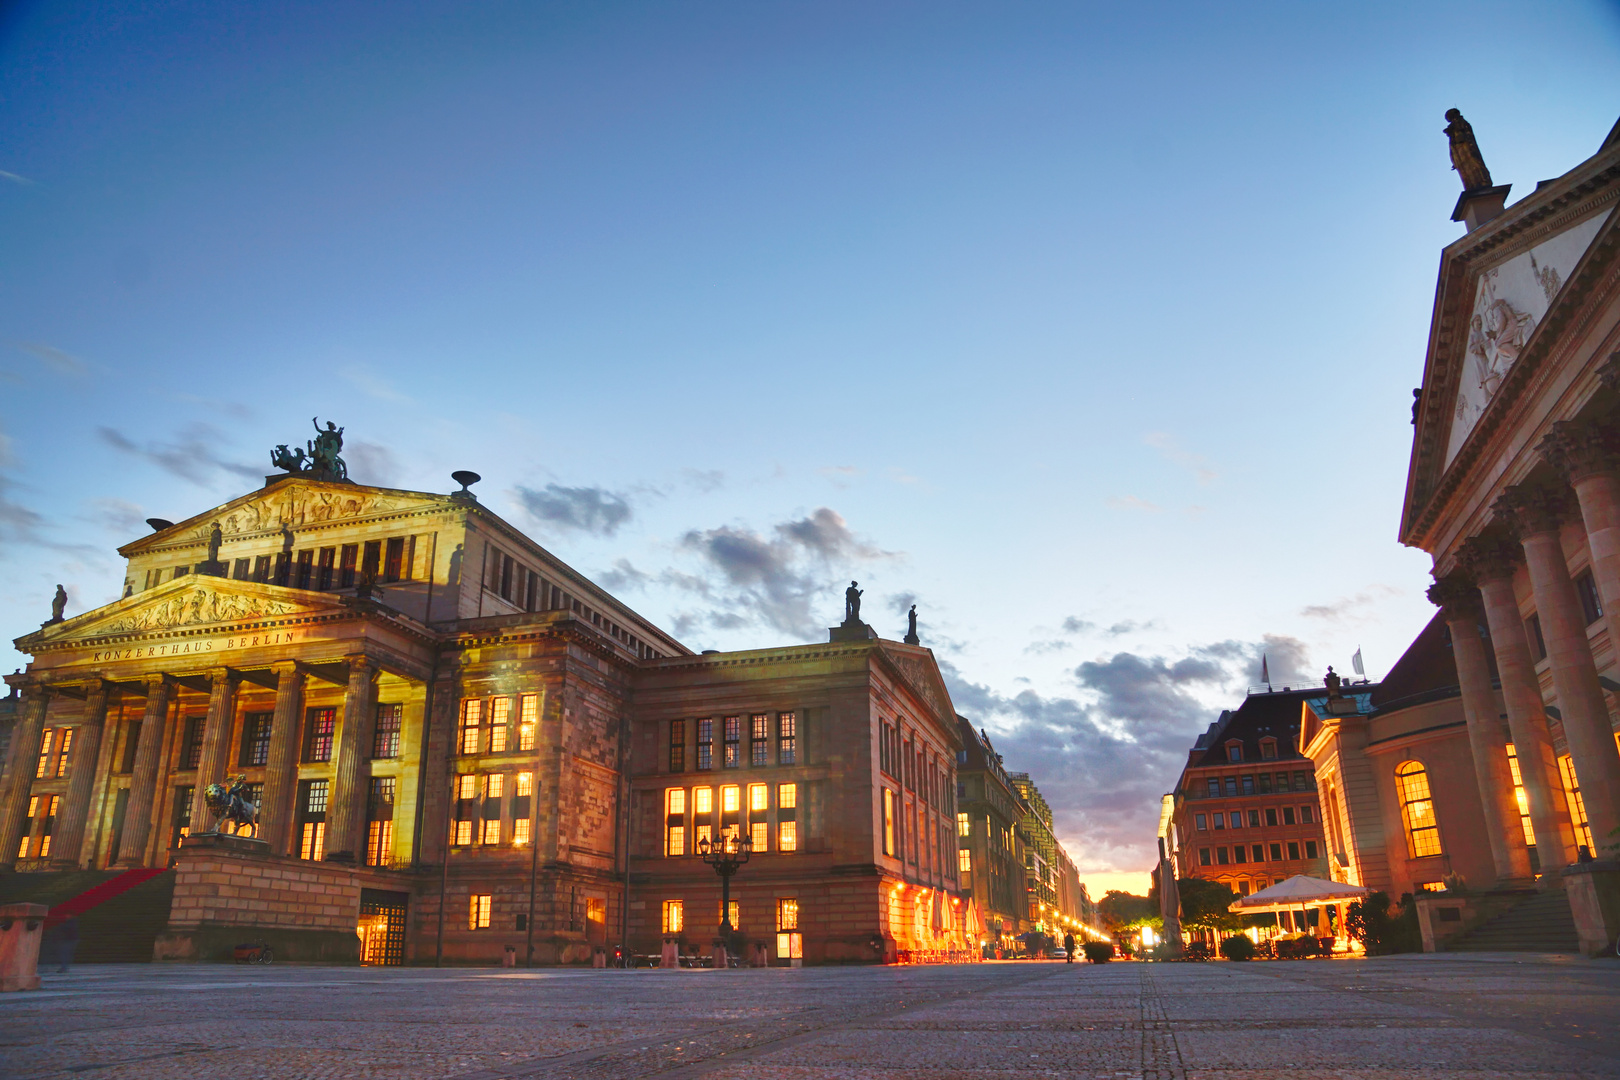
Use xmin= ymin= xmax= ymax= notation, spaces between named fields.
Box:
xmin=1351 ymin=648 xmax=1365 ymax=678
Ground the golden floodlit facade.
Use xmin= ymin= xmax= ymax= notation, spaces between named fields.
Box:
xmin=0 ymin=462 xmax=976 ymax=965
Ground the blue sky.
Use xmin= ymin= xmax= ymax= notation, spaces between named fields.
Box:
xmin=3 ymin=1 xmax=1618 ymax=893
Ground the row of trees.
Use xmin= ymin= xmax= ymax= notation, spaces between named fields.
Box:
xmin=1097 ymin=883 xmax=1422 ymax=954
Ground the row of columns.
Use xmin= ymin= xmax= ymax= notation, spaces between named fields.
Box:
xmin=0 ymin=655 xmax=381 ymax=872
xmin=1433 ymin=415 xmax=1620 ymax=886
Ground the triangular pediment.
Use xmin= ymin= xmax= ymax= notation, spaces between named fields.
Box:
xmin=18 ymin=576 xmax=352 ymax=650
xmin=119 ymin=477 xmax=458 ymax=556
xmin=876 ymin=642 xmax=959 ymax=740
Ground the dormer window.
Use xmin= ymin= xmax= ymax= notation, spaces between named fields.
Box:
xmin=1260 ymin=737 xmax=1278 ymax=760
xmin=1225 ymin=741 xmax=1243 ymax=762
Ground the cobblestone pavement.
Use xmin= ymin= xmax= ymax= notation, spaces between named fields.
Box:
xmin=3 ymin=953 xmax=1618 ymax=1079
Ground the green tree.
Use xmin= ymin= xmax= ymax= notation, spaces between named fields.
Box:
xmin=1174 ymin=878 xmax=1243 ymax=934
xmin=1098 ymin=890 xmax=1156 ymax=932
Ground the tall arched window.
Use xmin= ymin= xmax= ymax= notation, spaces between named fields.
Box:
xmin=1396 ymin=761 xmax=1442 ymax=858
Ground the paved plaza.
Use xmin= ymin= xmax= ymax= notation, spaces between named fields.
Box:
xmin=3 ymin=954 xmax=1618 ymax=1079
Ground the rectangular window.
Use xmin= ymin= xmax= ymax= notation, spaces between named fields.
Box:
xmin=1269 ymin=842 xmax=1283 ymax=861
xmin=666 ymin=788 xmax=687 ymax=856
xmin=1213 ymin=812 xmax=1225 ymax=830
xmin=697 ymin=719 xmax=713 ymax=771
xmin=1560 ymin=754 xmax=1594 ymax=853
xmin=723 ymin=716 xmax=741 ymax=768
xmin=372 ymin=704 xmax=402 ymax=758
xmin=1262 ymin=741 xmax=1278 ymax=760
xmin=18 ymin=797 xmax=37 ymax=859
xmin=317 ymin=547 xmax=335 ymax=590
xmin=384 ymin=537 xmax=407 ymax=583
xmin=234 ymin=557 xmax=252 ymax=581
xmin=366 ymin=820 xmax=393 ymax=867
xmin=778 ymin=819 xmax=797 ymax=851
xmin=50 ymin=728 xmax=73 ymax=778
xmin=239 ymin=712 xmax=273 ymax=767
xmin=959 ymin=848 xmax=972 ymax=872
xmin=1253 ymin=844 xmax=1264 ymax=862
xmin=304 ymin=708 xmax=336 ymax=763
xmin=777 ymin=782 xmax=797 ymax=850
xmin=300 ymin=779 xmax=328 ymax=861
xmin=1198 ymin=848 xmax=1211 ymax=866
xmin=1293 ymin=771 xmax=1311 ymax=790
xmin=1576 ymin=570 xmax=1604 ymax=625
xmin=1233 ymin=844 xmax=1247 ymax=864
xmin=957 ymin=812 xmax=971 ymax=838
xmin=488 ymin=697 xmax=510 ymax=753
xmin=778 ymin=712 xmax=796 ymax=765
xmin=1276 ymin=772 xmax=1292 ymax=792
xmin=460 ymin=699 xmax=483 ymax=756
xmin=1305 ymin=839 xmax=1319 ymax=859
xmin=1224 ymin=776 xmax=1238 ymax=796
xmin=368 ymin=776 xmax=395 ymax=817
xmin=1248 ymin=809 xmax=1261 ymax=827
xmin=1265 ymin=808 xmax=1278 ymax=827
xmin=669 ymin=719 xmax=686 ymax=773
xmin=1227 ymin=744 xmax=1243 ymax=762
xmin=361 ymin=540 xmax=382 ymax=580
xmin=469 ymin=894 xmax=492 ymax=930
xmin=751 ymin=820 xmax=768 ymax=853
xmin=181 ymin=718 xmax=204 ymax=770
xmin=119 ymin=721 xmax=142 ymax=774
xmin=1505 ymin=743 xmax=1537 ymax=848
xmin=1282 ymin=807 xmax=1296 ymax=826
xmin=750 ymin=714 xmax=769 ymax=767
xmin=1216 ymin=846 xmax=1229 ymax=865
xmin=518 ymin=694 xmax=538 ymax=751
xmin=1206 ymin=778 xmax=1219 ymax=798
xmin=1241 ymin=775 xmax=1254 ymax=795
xmin=339 ymin=544 xmax=359 ymax=588
xmin=295 ymin=549 xmax=314 ymax=589
xmin=1527 ymin=613 xmax=1547 ymax=661
xmin=883 ymin=788 xmax=896 ymax=856
xmin=254 ymin=554 xmax=273 ymax=583
xmin=482 ymin=818 xmax=501 ymax=845
xmin=694 ymin=786 xmax=713 ymax=849
xmin=513 ymin=817 xmax=532 ymax=846
xmin=663 ymin=900 xmax=683 ymax=934
xmin=1195 ymin=813 xmax=1207 ymax=830
xmin=273 ymin=551 xmax=290 ymax=586
xmin=1258 ymin=773 xmax=1272 ymax=794
xmin=1287 ymin=841 xmax=1301 ymax=860
xmin=1300 ymin=805 xmax=1313 ymax=824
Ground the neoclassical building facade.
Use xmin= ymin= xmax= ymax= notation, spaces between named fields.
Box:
xmin=0 ymin=468 xmax=973 ymax=965
xmin=1313 ymin=115 xmax=1620 ymax=953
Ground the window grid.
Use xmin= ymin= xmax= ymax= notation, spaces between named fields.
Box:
xmin=518 ymin=694 xmax=539 ymax=751
xmin=1396 ymin=761 xmax=1443 ymax=858
xmin=778 ymin=712 xmax=796 ymax=765
xmin=1559 ymin=754 xmax=1594 ymax=853
xmin=723 ymin=716 xmax=741 ymax=768
xmin=469 ymin=894 xmax=492 ymax=930
xmin=696 ymin=719 xmax=713 ymax=771
xmin=372 ymin=704 xmax=402 ymax=759
xmin=750 ymin=715 xmax=768 ymax=767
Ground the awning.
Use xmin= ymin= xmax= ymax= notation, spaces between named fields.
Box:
xmin=1228 ymin=874 xmax=1369 ymax=914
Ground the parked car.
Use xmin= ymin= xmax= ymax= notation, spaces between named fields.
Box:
xmin=1048 ymin=947 xmax=1068 ymax=960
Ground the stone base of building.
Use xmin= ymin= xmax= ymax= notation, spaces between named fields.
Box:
xmin=154 ymin=923 xmax=361 ymax=964
xmin=1562 ymin=860 xmax=1620 ymax=957
xmin=1414 ymin=888 xmax=1534 ymax=951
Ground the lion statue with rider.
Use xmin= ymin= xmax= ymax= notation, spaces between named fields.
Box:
xmin=204 ymin=774 xmax=260 ymax=837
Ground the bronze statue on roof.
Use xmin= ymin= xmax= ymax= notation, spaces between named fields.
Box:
xmin=1445 ymin=109 xmax=1493 ymax=191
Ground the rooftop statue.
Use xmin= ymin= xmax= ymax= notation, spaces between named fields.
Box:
xmin=269 ymin=418 xmax=349 ymax=482
xmin=47 ymin=584 xmax=66 ymax=625
xmin=844 ymin=581 xmax=863 ymax=625
xmin=1444 ymin=109 xmax=1494 ymax=191
xmin=904 ymin=603 xmax=920 ymax=645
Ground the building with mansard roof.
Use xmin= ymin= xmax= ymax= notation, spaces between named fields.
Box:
xmin=0 ymin=460 xmax=974 ymax=966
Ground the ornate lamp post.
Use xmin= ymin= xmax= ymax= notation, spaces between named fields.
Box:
xmin=697 ymin=831 xmax=752 ymax=965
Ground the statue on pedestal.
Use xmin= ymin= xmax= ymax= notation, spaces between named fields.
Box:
xmin=904 ymin=604 xmax=920 ymax=645
xmin=309 ymin=418 xmax=348 ymax=481
xmin=47 ymin=585 xmax=66 ymax=624
xmin=844 ymin=581 xmax=863 ymax=625
xmin=1445 ymin=109 xmax=1494 ymax=191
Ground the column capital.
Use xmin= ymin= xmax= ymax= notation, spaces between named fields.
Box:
xmin=142 ymin=672 xmax=175 ymax=690
xmin=204 ymin=666 xmax=239 ymax=686
xmin=344 ymin=654 xmax=379 ymax=678
xmin=1457 ymin=533 xmax=1521 ymax=582
xmin=1597 ymin=348 xmax=1620 ymax=395
xmin=271 ymin=660 xmax=300 ymax=677
xmin=1538 ymin=418 xmax=1620 ymax=484
xmin=1427 ymin=575 xmax=1483 ymax=620
xmin=1493 ymin=483 xmax=1577 ymax=538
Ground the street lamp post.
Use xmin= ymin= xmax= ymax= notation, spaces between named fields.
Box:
xmin=698 ymin=831 xmax=752 ymax=968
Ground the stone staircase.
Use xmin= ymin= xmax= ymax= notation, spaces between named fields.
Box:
xmin=1448 ymin=887 xmax=1580 ymax=953
xmin=0 ymin=869 xmax=175 ymax=962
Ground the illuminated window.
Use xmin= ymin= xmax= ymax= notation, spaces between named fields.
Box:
xmin=722 ymin=785 xmax=740 ymax=813
xmin=518 ymin=694 xmax=538 ymax=751
xmin=488 ymin=698 xmax=510 ymax=753
xmin=305 ymin=708 xmax=336 ymax=763
xmin=776 ymin=897 xmax=802 ymax=959
xmin=697 ymin=719 xmax=713 ymax=770
xmin=669 ymin=719 xmax=685 ymax=772
xmin=718 ymin=900 xmax=739 ymax=928
xmin=1559 ymin=754 xmax=1594 ymax=853
xmin=723 ymin=716 xmax=741 ymax=768
xmin=18 ymin=797 xmax=37 ymax=859
xmin=778 ymin=712 xmax=796 ymax=765
xmin=959 ymin=848 xmax=972 ymax=873
xmin=300 ymin=780 xmax=328 ymax=861
xmin=34 ymin=794 xmax=59 ymax=857
xmin=481 ymin=773 xmax=503 ymax=844
xmin=749 ymin=783 xmax=768 ymax=812
xmin=751 ymin=714 xmax=769 ymax=766
xmin=459 ymin=699 xmax=483 ymax=755
xmin=469 ymin=894 xmax=492 ymax=929
xmin=513 ymin=817 xmax=531 ymax=845
xmin=372 ymin=704 xmax=402 ymax=758
xmin=366 ymin=820 xmax=393 ymax=867
xmin=482 ymin=819 xmax=501 ymax=845
xmin=53 ymin=729 xmax=74 ymax=778
xmin=957 ymin=812 xmax=970 ymax=838
xmin=778 ymin=820 xmax=797 ymax=851
xmin=516 ymin=771 xmax=533 ymax=797
xmin=751 ymin=821 xmax=768 ymax=852
xmin=778 ymin=783 xmax=797 ymax=851
xmin=883 ymin=788 xmax=896 ymax=856
xmin=35 ymin=727 xmax=54 ymax=778
xmin=666 ymin=788 xmax=687 ymax=856
xmin=694 ymin=786 xmax=713 ymax=848
xmin=663 ymin=900 xmax=683 ymax=934
xmin=455 ymin=820 xmax=474 ymax=845
xmin=1504 ymin=744 xmax=1536 ymax=847
xmin=486 ymin=773 xmax=504 ymax=798
xmin=1396 ymin=761 xmax=1443 ymax=858
xmin=458 ymin=773 xmax=479 ymax=799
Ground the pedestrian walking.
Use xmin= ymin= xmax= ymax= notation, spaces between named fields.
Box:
xmin=1063 ymin=931 xmax=1075 ymax=963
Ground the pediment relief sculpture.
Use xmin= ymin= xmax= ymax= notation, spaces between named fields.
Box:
xmin=883 ymin=648 xmax=951 ymax=722
xmin=189 ymin=486 xmax=408 ymax=540
xmin=97 ymin=586 xmax=303 ymax=635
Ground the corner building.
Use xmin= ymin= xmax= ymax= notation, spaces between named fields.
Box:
xmin=0 ymin=471 xmax=970 ymax=965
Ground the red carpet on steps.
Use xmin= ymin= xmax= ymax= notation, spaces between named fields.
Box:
xmin=48 ymin=868 xmax=170 ymax=919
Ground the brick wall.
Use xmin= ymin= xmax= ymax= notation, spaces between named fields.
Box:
xmin=166 ymin=833 xmax=359 ymax=932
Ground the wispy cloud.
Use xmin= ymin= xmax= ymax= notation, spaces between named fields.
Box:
xmin=97 ymin=424 xmax=262 ymax=486
xmin=515 ymin=483 xmax=632 ymax=537
xmin=0 ymin=170 xmax=34 ymax=186
xmin=682 ymin=469 xmax=726 ymax=493
xmin=1145 ymin=431 xmax=1217 ymax=484
xmin=1300 ymin=585 xmax=1400 ymax=622
xmin=1107 ymin=494 xmax=1161 ymax=512
xmin=13 ymin=341 xmax=86 ymax=376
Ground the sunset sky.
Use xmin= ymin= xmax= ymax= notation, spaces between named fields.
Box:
xmin=3 ymin=0 xmax=1618 ymax=895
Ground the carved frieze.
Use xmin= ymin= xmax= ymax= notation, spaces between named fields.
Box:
xmin=99 ymin=586 xmax=302 ymax=635
xmin=193 ymin=487 xmax=405 ymax=540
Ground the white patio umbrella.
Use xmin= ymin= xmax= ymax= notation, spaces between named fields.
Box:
xmin=1228 ymin=874 xmax=1370 ymax=937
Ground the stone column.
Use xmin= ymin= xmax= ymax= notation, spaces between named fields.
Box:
xmin=259 ymin=662 xmax=306 ymax=856
xmin=324 ymin=656 xmax=378 ymax=863
xmin=48 ymin=681 xmax=112 ymax=870
xmin=117 ymin=676 xmax=173 ymax=868
xmin=1461 ymin=536 xmax=1578 ymax=872
xmin=1498 ymin=485 xmax=1620 ymax=855
xmin=0 ymin=686 xmax=51 ymax=870
xmin=1428 ymin=576 xmax=1533 ymax=885
xmin=187 ymin=669 xmax=239 ymax=833
xmin=1542 ymin=420 xmax=1620 ymax=665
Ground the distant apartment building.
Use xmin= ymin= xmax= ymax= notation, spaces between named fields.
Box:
xmin=1008 ymin=771 xmax=1091 ymax=934
xmin=952 ymin=718 xmax=1027 ymax=949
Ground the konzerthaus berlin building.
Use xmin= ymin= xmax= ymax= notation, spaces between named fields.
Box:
xmin=0 ymin=463 xmax=973 ymax=965
xmin=1306 ymin=113 xmax=1620 ymax=955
